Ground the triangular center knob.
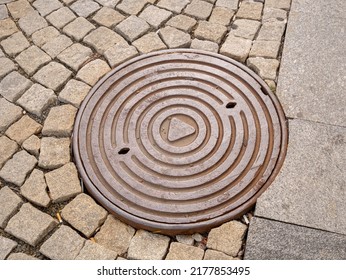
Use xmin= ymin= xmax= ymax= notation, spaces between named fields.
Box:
xmin=168 ymin=117 xmax=196 ymax=142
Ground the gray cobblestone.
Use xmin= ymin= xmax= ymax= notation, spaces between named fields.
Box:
xmin=249 ymin=40 xmax=281 ymax=58
xmin=17 ymin=84 xmax=56 ymax=117
xmin=0 ymin=4 xmax=8 ymax=20
xmin=159 ymin=26 xmax=191 ymax=48
xmin=76 ymin=240 xmax=118 ymax=260
xmin=7 ymin=0 xmax=34 ymax=19
xmin=0 ymin=18 xmax=18 ymax=40
xmin=5 ymin=203 xmax=57 ymax=246
xmin=45 ymin=162 xmax=82 ymax=202
xmin=76 ymin=59 xmax=110 ymax=86
xmin=63 ymin=17 xmax=96 ymax=41
xmin=0 ymin=57 xmax=16 ymax=78
xmin=33 ymin=62 xmax=72 ymax=90
xmin=58 ymin=79 xmax=91 ymax=108
xmin=15 ymin=46 xmax=51 ymax=75
xmin=0 ymin=186 xmax=23 ymax=228
xmin=184 ymin=0 xmax=213 ymax=20
xmin=194 ymin=21 xmax=227 ymax=44
xmin=139 ymin=5 xmax=172 ymax=29
xmin=42 ymin=35 xmax=73 ymax=58
xmin=209 ymin=6 xmax=234 ymax=26
xmin=247 ymin=57 xmax=279 ymax=80
xmin=31 ymin=26 xmax=60 ymax=47
xmin=220 ymin=34 xmax=252 ymax=62
xmin=115 ymin=15 xmax=150 ymax=42
xmin=191 ymin=38 xmax=219 ymax=53
xmin=0 ymin=236 xmax=17 ymax=260
xmin=265 ymin=0 xmax=291 ymax=11
xmin=38 ymin=137 xmax=71 ymax=170
xmin=165 ymin=242 xmax=204 ymax=260
xmin=236 ymin=1 xmax=263 ymax=21
xmin=92 ymin=7 xmax=125 ymax=28
xmin=230 ymin=19 xmax=261 ymax=40
xmin=57 ymin=43 xmax=93 ymax=71
xmin=0 ymin=136 xmax=18 ymax=168
xmin=204 ymin=249 xmax=237 ymax=260
xmin=104 ymin=43 xmax=138 ymax=66
xmin=116 ymin=0 xmax=147 ymax=15
xmin=7 ymin=253 xmax=38 ymax=260
xmin=1 ymin=31 xmax=30 ymax=56
xmin=18 ymin=11 xmax=48 ymax=36
xmin=61 ymin=193 xmax=108 ymax=238
xmin=216 ymin=0 xmax=239 ymax=11
xmin=0 ymin=98 xmax=22 ymax=133
xmin=157 ymin=0 xmax=189 ymax=13
xmin=33 ymin=0 xmax=62 ymax=17
xmin=22 ymin=134 xmax=40 ymax=157
xmin=21 ymin=169 xmax=50 ymax=207
xmin=5 ymin=115 xmax=42 ymax=144
xmin=132 ymin=32 xmax=167 ymax=54
xmin=70 ymin=0 xmax=100 ymax=18
xmin=257 ymin=21 xmax=286 ymax=41
xmin=40 ymin=225 xmax=85 ymax=260
xmin=46 ymin=7 xmax=77 ymax=29
xmin=176 ymin=234 xmax=194 ymax=246
xmin=0 ymin=71 xmax=32 ymax=102
xmin=166 ymin=15 xmax=196 ymax=32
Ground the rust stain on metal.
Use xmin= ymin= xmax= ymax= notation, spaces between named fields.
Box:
xmin=73 ymin=49 xmax=288 ymax=235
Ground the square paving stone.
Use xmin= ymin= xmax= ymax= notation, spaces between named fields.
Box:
xmin=58 ymin=79 xmax=91 ymax=108
xmin=38 ymin=137 xmax=71 ymax=170
xmin=95 ymin=0 xmax=120 ymax=8
xmin=94 ymin=215 xmax=135 ymax=255
xmin=76 ymin=59 xmax=110 ymax=86
xmin=256 ymin=119 xmax=346 ymax=235
xmin=57 ymin=43 xmax=93 ymax=71
xmin=46 ymin=7 xmax=76 ymax=29
xmin=41 ymin=35 xmax=73 ymax=58
xmin=0 ymin=136 xmax=18 ymax=169
xmin=209 ymin=7 xmax=234 ymax=26
xmin=63 ymin=17 xmax=96 ymax=41
xmin=104 ymin=43 xmax=138 ymax=67
xmin=92 ymin=7 xmax=125 ymax=28
xmin=194 ymin=21 xmax=227 ymax=44
xmin=139 ymin=5 xmax=172 ymax=29
xmin=61 ymin=193 xmax=108 ymax=238
xmin=18 ymin=11 xmax=48 ymax=36
xmin=7 ymin=253 xmax=38 ymax=260
xmin=7 ymin=0 xmax=34 ymax=19
xmin=207 ymin=220 xmax=247 ymax=257
xmin=0 ymin=98 xmax=22 ymax=133
xmin=33 ymin=62 xmax=72 ymax=91
xmin=31 ymin=26 xmax=60 ymax=47
xmin=115 ymin=15 xmax=150 ymax=42
xmin=42 ymin=104 xmax=77 ymax=137
xmin=33 ymin=0 xmax=63 ymax=16
xmin=17 ymin=84 xmax=57 ymax=117
xmin=245 ymin=217 xmax=346 ymax=260
xmin=5 ymin=203 xmax=57 ymax=246
xmin=236 ymin=1 xmax=263 ymax=21
xmin=70 ymin=0 xmax=100 ymax=17
xmin=191 ymin=38 xmax=219 ymax=53
xmin=0 ymin=18 xmax=19 ymax=40
xmin=157 ymin=0 xmax=189 ymax=13
xmin=21 ymin=169 xmax=50 ymax=207
xmin=15 ymin=45 xmax=51 ymax=75
xmin=204 ymin=249 xmax=237 ymax=260
xmin=230 ymin=19 xmax=261 ymax=40
xmin=165 ymin=242 xmax=204 ymax=260
xmin=0 ymin=4 xmax=8 ymax=20
xmin=184 ymin=0 xmax=213 ymax=20
xmin=5 ymin=115 xmax=42 ymax=144
xmin=216 ymin=0 xmax=239 ymax=11
xmin=166 ymin=15 xmax=197 ymax=32
xmin=22 ymin=134 xmax=40 ymax=157
xmin=83 ymin=27 xmax=126 ymax=54
xmin=45 ymin=162 xmax=82 ymax=202
xmin=265 ymin=0 xmax=291 ymax=11
xmin=76 ymin=240 xmax=118 ymax=260
xmin=257 ymin=21 xmax=286 ymax=41
xmin=0 ymin=71 xmax=32 ymax=102
xmin=220 ymin=34 xmax=252 ymax=62
xmin=40 ymin=225 xmax=85 ymax=260
xmin=249 ymin=40 xmax=281 ymax=58
xmin=132 ymin=32 xmax=167 ymax=54
xmin=0 ymin=57 xmax=16 ymax=78
xmin=159 ymin=26 xmax=191 ymax=48
xmin=263 ymin=7 xmax=287 ymax=23
xmin=247 ymin=57 xmax=279 ymax=80
xmin=0 ymin=150 xmax=37 ymax=186
xmin=116 ymin=0 xmax=147 ymax=15
xmin=127 ymin=230 xmax=170 ymax=260
xmin=0 ymin=31 xmax=30 ymax=56
xmin=0 ymin=236 xmax=17 ymax=260
xmin=0 ymin=186 xmax=23 ymax=228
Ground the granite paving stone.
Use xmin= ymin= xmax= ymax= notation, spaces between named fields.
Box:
xmin=262 ymin=7 xmax=287 ymax=23
xmin=220 ymin=34 xmax=252 ymax=62
xmin=132 ymin=32 xmax=167 ymax=54
xmin=95 ymin=0 xmax=119 ymax=8
xmin=0 ymin=31 xmax=30 ymax=56
xmin=0 ymin=236 xmax=17 ymax=260
xmin=184 ymin=0 xmax=213 ymax=20
xmin=115 ymin=15 xmax=150 ymax=42
xmin=0 ymin=49 xmax=3 ymax=57
xmin=249 ymin=40 xmax=280 ymax=58
xmin=15 ymin=46 xmax=51 ymax=75
xmin=176 ymin=234 xmax=194 ymax=246
xmin=70 ymin=0 xmax=100 ymax=18
xmin=166 ymin=15 xmax=196 ymax=32
xmin=209 ymin=6 xmax=234 ymax=26
xmin=76 ymin=240 xmax=118 ymax=260
xmin=190 ymin=38 xmax=219 ymax=53
xmin=38 ymin=137 xmax=71 ymax=170
xmin=204 ymin=249 xmax=237 ymax=260
xmin=0 ymin=136 xmax=18 ymax=168
xmin=41 ymin=35 xmax=73 ymax=58
xmin=0 ymin=71 xmax=32 ymax=102
xmin=92 ymin=7 xmax=125 ymax=28
xmin=33 ymin=0 xmax=62 ymax=17
xmin=256 ymin=119 xmax=346 ymax=234
xmin=194 ymin=21 xmax=227 ymax=44
xmin=45 ymin=162 xmax=82 ymax=202
xmin=265 ymin=0 xmax=291 ymax=11
xmin=46 ymin=7 xmax=77 ymax=29
xmin=139 ymin=5 xmax=172 ymax=29
xmin=57 ymin=43 xmax=93 ymax=71
xmin=5 ymin=203 xmax=57 ymax=246
xmin=236 ymin=1 xmax=263 ymax=21
xmin=7 ymin=0 xmax=34 ymax=19
xmin=257 ymin=21 xmax=286 ymax=41
xmin=31 ymin=26 xmax=60 ymax=47
xmin=165 ymin=242 xmax=204 ymax=260
xmin=116 ymin=0 xmax=147 ymax=15
xmin=95 ymin=215 xmax=135 ymax=255
xmin=157 ymin=0 xmax=189 ymax=13
xmin=207 ymin=221 xmax=247 ymax=257
xmin=21 ymin=169 xmax=50 ymax=207
xmin=18 ymin=11 xmax=47 ymax=36
xmin=0 ymin=98 xmax=22 ymax=133
xmin=230 ymin=19 xmax=261 ymax=40
xmin=7 ymin=253 xmax=38 ymax=260
xmin=245 ymin=217 xmax=346 ymax=260
xmin=40 ymin=225 xmax=85 ymax=260
xmin=5 ymin=115 xmax=42 ymax=144
xmin=61 ymin=193 xmax=108 ymax=238
xmin=104 ymin=43 xmax=138 ymax=66
xmin=0 ymin=4 xmax=8 ymax=20
xmin=83 ymin=27 xmax=126 ymax=54
xmin=247 ymin=57 xmax=279 ymax=80
xmin=63 ymin=17 xmax=96 ymax=41
xmin=22 ymin=135 xmax=40 ymax=157
xmin=76 ymin=59 xmax=110 ymax=86
xmin=216 ymin=0 xmax=239 ymax=11
xmin=58 ymin=79 xmax=91 ymax=108
xmin=0 ymin=186 xmax=23 ymax=228
xmin=127 ymin=230 xmax=170 ymax=260
xmin=159 ymin=26 xmax=191 ymax=48
xmin=16 ymin=84 xmax=57 ymax=117
xmin=0 ymin=57 xmax=16 ymax=78
xmin=0 ymin=18 xmax=18 ymax=39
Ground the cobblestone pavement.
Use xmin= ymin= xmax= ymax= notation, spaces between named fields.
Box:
xmin=0 ymin=0 xmax=291 ymax=260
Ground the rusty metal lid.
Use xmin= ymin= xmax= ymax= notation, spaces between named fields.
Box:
xmin=73 ymin=49 xmax=288 ymax=235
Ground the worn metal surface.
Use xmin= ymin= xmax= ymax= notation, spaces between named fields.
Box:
xmin=73 ymin=49 xmax=288 ymax=235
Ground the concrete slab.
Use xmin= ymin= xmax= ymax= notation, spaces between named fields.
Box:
xmin=256 ymin=119 xmax=346 ymax=234
xmin=245 ymin=217 xmax=346 ymax=260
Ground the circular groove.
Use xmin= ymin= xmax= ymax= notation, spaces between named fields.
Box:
xmin=73 ymin=49 xmax=288 ymax=234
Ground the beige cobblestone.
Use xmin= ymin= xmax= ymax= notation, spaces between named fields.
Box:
xmin=76 ymin=59 xmax=111 ymax=86
xmin=157 ymin=0 xmax=189 ymax=13
xmin=70 ymin=0 xmax=100 ymax=18
xmin=0 ymin=136 xmax=19 ymax=169
xmin=0 ymin=186 xmax=23 ymax=228
xmin=22 ymin=135 xmax=40 ymax=157
xmin=0 ymin=98 xmax=22 ymax=133
xmin=92 ymin=7 xmax=125 ymax=28
xmin=57 ymin=43 xmax=93 ymax=71
xmin=159 ymin=26 xmax=191 ymax=48
xmin=46 ymin=7 xmax=77 ymax=29
xmin=63 ymin=17 xmax=96 ymax=41
xmin=21 ymin=169 xmax=50 ymax=207
xmin=76 ymin=240 xmax=117 ymax=260
xmin=58 ymin=79 xmax=91 ymax=108
xmin=247 ymin=57 xmax=279 ymax=80
xmin=15 ymin=45 xmax=51 ymax=75
xmin=42 ymin=35 xmax=73 ymax=58
xmin=191 ymin=38 xmax=219 ymax=53
xmin=38 ymin=137 xmax=71 ymax=169
xmin=0 ymin=18 xmax=18 ymax=40
xmin=1 ymin=32 xmax=30 ymax=56
xmin=220 ymin=34 xmax=252 ymax=62
xmin=33 ymin=0 xmax=63 ymax=17
xmin=116 ymin=0 xmax=147 ymax=15
xmin=209 ymin=6 xmax=234 ymax=26
xmin=115 ymin=15 xmax=150 ymax=42
xmin=0 ymin=71 xmax=32 ymax=102
xmin=184 ymin=0 xmax=213 ymax=20
xmin=166 ymin=15 xmax=196 ymax=32
xmin=132 ymin=32 xmax=167 ymax=54
xmin=236 ymin=1 xmax=263 ymax=21
xmin=7 ymin=0 xmax=34 ymax=19
xmin=139 ymin=5 xmax=172 ymax=29
xmin=5 ymin=115 xmax=42 ymax=144
xmin=166 ymin=242 xmax=204 ymax=260
xmin=0 ymin=57 xmax=16 ymax=78
xmin=18 ymin=11 xmax=48 ymax=36
xmin=104 ymin=43 xmax=138 ymax=66
xmin=194 ymin=21 xmax=227 ymax=44
xmin=230 ymin=19 xmax=261 ymax=40
xmin=32 ymin=26 xmax=60 ymax=47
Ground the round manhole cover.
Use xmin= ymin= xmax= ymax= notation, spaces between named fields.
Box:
xmin=73 ymin=49 xmax=288 ymax=235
